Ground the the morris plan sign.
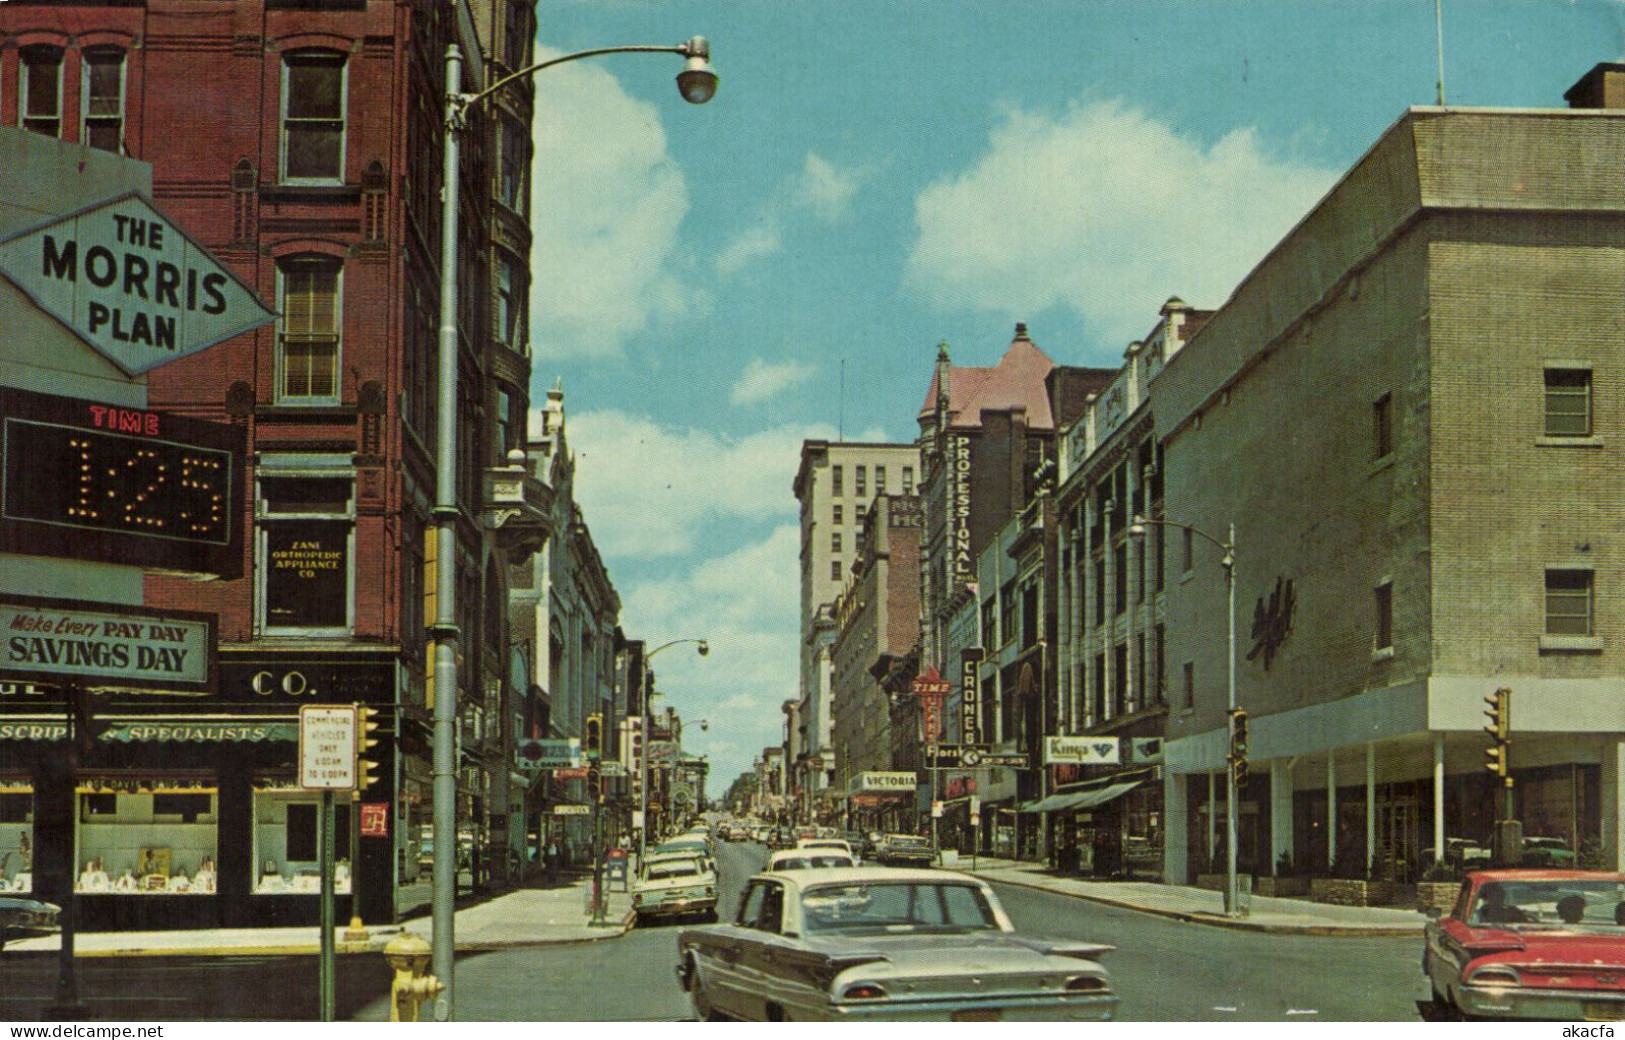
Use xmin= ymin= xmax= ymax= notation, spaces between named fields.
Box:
xmin=0 ymin=595 xmax=215 ymax=692
xmin=0 ymin=192 xmax=275 ymax=375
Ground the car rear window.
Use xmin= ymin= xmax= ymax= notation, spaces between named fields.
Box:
xmin=801 ymin=882 xmax=998 ymax=934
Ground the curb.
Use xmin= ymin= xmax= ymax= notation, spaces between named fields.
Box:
xmin=969 ymin=869 xmax=1425 ymax=937
xmin=0 ymin=908 xmax=638 ymax=960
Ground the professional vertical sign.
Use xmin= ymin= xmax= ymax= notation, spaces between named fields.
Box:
xmin=946 ymin=434 xmax=973 ymax=585
xmin=0 ymin=192 xmax=275 ymax=375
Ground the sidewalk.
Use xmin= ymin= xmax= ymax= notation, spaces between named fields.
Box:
xmin=1 ymin=874 xmax=635 ymax=958
xmin=959 ymin=856 xmax=1428 ymax=936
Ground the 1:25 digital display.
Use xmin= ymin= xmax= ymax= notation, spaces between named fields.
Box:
xmin=0 ymin=387 xmax=244 ymax=578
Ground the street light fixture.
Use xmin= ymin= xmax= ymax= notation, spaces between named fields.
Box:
xmin=1127 ymin=515 xmax=1240 ymax=918
xmin=430 ymin=42 xmax=716 ymax=1020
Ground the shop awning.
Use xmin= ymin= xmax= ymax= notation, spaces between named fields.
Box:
xmin=0 ymin=718 xmax=298 ymax=743
xmin=1019 ymin=780 xmax=1142 ymax=814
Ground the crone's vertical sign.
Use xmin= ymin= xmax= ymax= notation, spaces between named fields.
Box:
xmin=0 ymin=387 xmax=245 ymax=578
xmin=0 ymin=192 xmax=275 ymax=375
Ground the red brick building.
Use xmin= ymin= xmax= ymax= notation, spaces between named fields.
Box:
xmin=0 ymin=0 xmax=547 ymax=928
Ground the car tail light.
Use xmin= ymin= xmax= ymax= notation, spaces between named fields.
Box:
xmin=1467 ymin=967 xmax=1521 ymax=988
xmin=1066 ymin=975 xmax=1108 ymax=993
xmin=842 ymin=984 xmax=888 ymax=1000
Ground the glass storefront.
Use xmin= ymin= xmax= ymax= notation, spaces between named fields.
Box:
xmin=75 ymin=779 xmax=218 ymax=894
xmin=0 ymin=781 xmax=33 ymax=893
xmin=252 ymin=785 xmax=351 ymax=894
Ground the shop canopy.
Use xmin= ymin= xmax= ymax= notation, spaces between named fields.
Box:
xmin=0 ymin=718 xmax=298 ymax=743
xmin=1019 ymin=780 xmax=1142 ymax=814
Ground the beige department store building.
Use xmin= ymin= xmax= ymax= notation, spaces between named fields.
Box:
xmin=1157 ymin=66 xmax=1625 ymax=882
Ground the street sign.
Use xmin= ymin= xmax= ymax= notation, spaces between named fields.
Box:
xmin=599 ymin=761 xmax=627 ymax=777
xmin=552 ymin=804 xmax=591 ymax=816
xmin=1045 ymin=735 xmax=1121 ymax=765
xmin=360 ymin=802 xmax=389 ymax=838
xmin=974 ymin=752 xmax=1030 ymax=768
xmin=554 ymin=766 xmax=589 ymax=780
xmin=298 ymin=705 xmax=356 ymax=790
xmin=931 ymin=801 xmax=943 ymax=818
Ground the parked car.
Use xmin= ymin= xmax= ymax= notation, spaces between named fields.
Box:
xmin=877 ymin=834 xmax=935 ymax=867
xmin=1424 ymin=869 xmax=1625 ymax=1020
xmin=1418 ymin=838 xmax=1492 ymax=875
xmin=676 ymin=867 xmax=1117 ymax=1021
xmin=633 ymin=853 xmax=718 ymax=926
xmin=1521 ymin=836 xmax=1577 ymax=868
xmin=0 ymin=895 xmax=60 ymax=952
xmin=767 ymin=828 xmax=796 ymax=850
xmin=766 ymin=847 xmax=857 ymax=871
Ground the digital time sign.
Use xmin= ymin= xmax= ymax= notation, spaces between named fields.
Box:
xmin=0 ymin=387 xmax=244 ymax=578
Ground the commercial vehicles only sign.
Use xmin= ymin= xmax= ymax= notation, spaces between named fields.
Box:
xmin=0 ymin=192 xmax=275 ymax=375
xmin=299 ymin=705 xmax=357 ymax=790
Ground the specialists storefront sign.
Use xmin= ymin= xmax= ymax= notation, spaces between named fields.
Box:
xmin=0 ymin=719 xmax=294 ymax=742
xmin=0 ymin=595 xmax=216 ymax=692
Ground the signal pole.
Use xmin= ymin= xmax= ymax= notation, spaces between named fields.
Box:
xmin=1484 ymin=687 xmax=1520 ymax=866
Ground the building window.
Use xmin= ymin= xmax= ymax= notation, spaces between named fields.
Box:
xmin=1113 ymin=544 xmax=1128 ymax=616
xmin=258 ymin=474 xmax=355 ymax=633
xmin=855 ymin=465 xmax=867 ymax=497
xmin=1093 ymin=653 xmax=1106 ymax=721
xmin=1182 ymin=661 xmax=1195 ymax=709
xmin=276 ymin=258 xmax=342 ymax=402
xmin=831 ymin=466 xmax=843 ymax=496
xmin=1000 ymin=583 xmax=1018 ymax=648
xmin=495 ymin=389 xmax=516 ymax=457
xmin=1093 ymin=556 xmax=1106 ymax=625
xmin=503 ymin=0 xmax=532 ymax=70
xmin=1546 ymin=569 xmax=1594 ymax=637
xmin=498 ymin=116 xmax=529 ymax=215
xmin=1182 ymin=528 xmax=1194 ymax=573
xmin=831 ymin=533 xmax=841 ymax=554
xmin=833 ymin=505 xmax=842 ymax=525
xmin=81 ymin=48 xmax=126 ymax=153
xmin=875 ymin=466 xmax=887 ymax=493
xmin=830 ymin=560 xmax=841 ymax=581
xmin=1373 ymin=392 xmax=1393 ymax=460
xmin=1154 ymin=524 xmax=1165 ymax=591
xmin=855 ymin=504 xmax=867 ymax=524
xmin=1022 ymin=581 xmax=1039 ymax=648
xmin=1374 ymin=581 xmax=1393 ymax=651
xmin=1545 ymin=368 xmax=1592 ymax=437
xmin=902 ymin=466 xmax=914 ymax=493
xmin=19 ymin=46 xmax=63 ymax=138
xmin=281 ymin=52 xmax=346 ymax=183
xmin=1112 ymin=643 xmax=1128 ymax=717
xmin=496 ymin=254 xmax=526 ymax=352
xmin=1154 ymin=624 xmax=1166 ymax=703
xmin=981 ymin=597 xmax=997 ymax=648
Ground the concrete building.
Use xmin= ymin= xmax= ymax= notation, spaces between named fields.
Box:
xmin=1157 ymin=68 xmax=1625 ymax=884
xmin=0 ymin=0 xmax=548 ymax=924
xmin=828 ymin=494 xmax=922 ymax=830
xmin=509 ymin=385 xmax=619 ymax=860
xmin=794 ymin=439 xmax=919 ymax=820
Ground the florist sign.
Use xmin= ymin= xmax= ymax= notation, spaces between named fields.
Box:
xmin=0 ymin=596 xmax=216 ymax=693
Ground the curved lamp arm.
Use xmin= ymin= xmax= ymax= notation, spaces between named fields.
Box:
xmin=454 ymin=37 xmax=716 ymax=121
xmin=1128 ymin=515 xmax=1234 ymax=569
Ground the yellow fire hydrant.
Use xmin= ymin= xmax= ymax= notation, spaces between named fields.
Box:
xmin=383 ymin=933 xmax=444 ymax=1022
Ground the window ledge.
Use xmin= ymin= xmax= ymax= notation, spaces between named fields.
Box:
xmin=1536 ymin=435 xmax=1604 ymax=448
xmin=1370 ymin=646 xmax=1395 ymax=663
xmin=260 ymin=184 xmax=362 ymax=204
xmin=1367 ymin=454 xmax=1395 ymax=477
xmin=1540 ymin=634 xmax=1603 ymax=653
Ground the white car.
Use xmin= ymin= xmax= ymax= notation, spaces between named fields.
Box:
xmin=796 ymin=838 xmax=859 ymax=865
xmin=767 ymin=847 xmax=857 ymax=871
xmin=634 ymin=854 xmax=718 ymax=925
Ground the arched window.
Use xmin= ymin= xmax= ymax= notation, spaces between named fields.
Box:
xmin=19 ymin=45 xmax=64 ymax=138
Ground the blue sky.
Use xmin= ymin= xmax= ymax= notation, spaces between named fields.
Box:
xmin=525 ymin=0 xmax=1621 ymax=791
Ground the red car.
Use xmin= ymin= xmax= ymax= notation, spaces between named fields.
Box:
xmin=1424 ymin=869 xmax=1625 ymax=1020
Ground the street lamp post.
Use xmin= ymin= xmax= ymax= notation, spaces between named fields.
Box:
xmin=1128 ymin=516 xmax=1240 ymax=918
xmin=639 ymin=639 xmax=709 ymax=868
xmin=431 ymin=40 xmax=716 ymax=1020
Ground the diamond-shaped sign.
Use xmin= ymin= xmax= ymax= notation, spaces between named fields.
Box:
xmin=0 ymin=192 xmax=275 ymax=375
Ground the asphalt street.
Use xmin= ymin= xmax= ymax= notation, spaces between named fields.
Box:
xmin=0 ymin=841 xmax=1438 ymax=1022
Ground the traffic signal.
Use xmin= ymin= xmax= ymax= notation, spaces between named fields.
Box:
xmin=1484 ymin=687 xmax=1512 ymax=779
xmin=355 ymin=705 xmax=382 ymax=791
xmin=1228 ymin=708 xmax=1249 ymax=789
xmin=584 ymin=713 xmax=603 ymax=761
xmin=587 ymin=765 xmax=603 ymax=804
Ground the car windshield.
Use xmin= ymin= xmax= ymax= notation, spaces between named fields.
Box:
xmin=1468 ymin=879 xmax=1625 ymax=930
xmin=888 ymin=836 xmax=927 ymax=848
xmin=646 ymin=859 xmax=704 ymax=880
xmin=800 ymin=882 xmax=999 ymax=935
xmin=774 ymin=855 xmax=853 ymax=870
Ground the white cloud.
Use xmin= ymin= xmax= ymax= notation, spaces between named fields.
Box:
xmin=528 ymin=50 xmax=702 ymax=359
xmin=559 ymin=409 xmax=835 ymax=559
xmin=716 ymin=152 xmax=862 ymax=277
xmin=905 ymin=100 xmax=1340 ymax=347
xmin=793 ymin=153 xmax=859 ymax=222
xmin=729 ymin=357 xmax=817 ymax=406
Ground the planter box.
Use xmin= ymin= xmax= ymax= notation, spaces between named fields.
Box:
xmin=1416 ymin=880 xmax=1461 ymax=917
xmin=1254 ymin=876 xmax=1311 ymax=898
xmin=1311 ymin=877 xmax=1392 ymax=907
xmin=1195 ymin=873 xmax=1225 ymax=892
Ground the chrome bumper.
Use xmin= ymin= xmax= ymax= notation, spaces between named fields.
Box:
xmin=1459 ymin=984 xmax=1625 ymax=1022
xmin=824 ymin=993 xmax=1118 ymax=1023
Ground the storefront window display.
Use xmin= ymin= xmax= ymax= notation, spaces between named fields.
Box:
xmin=1 ymin=783 xmax=33 ymax=893
xmin=75 ymin=780 xmax=218 ymax=894
xmin=252 ymin=786 xmax=351 ymax=894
